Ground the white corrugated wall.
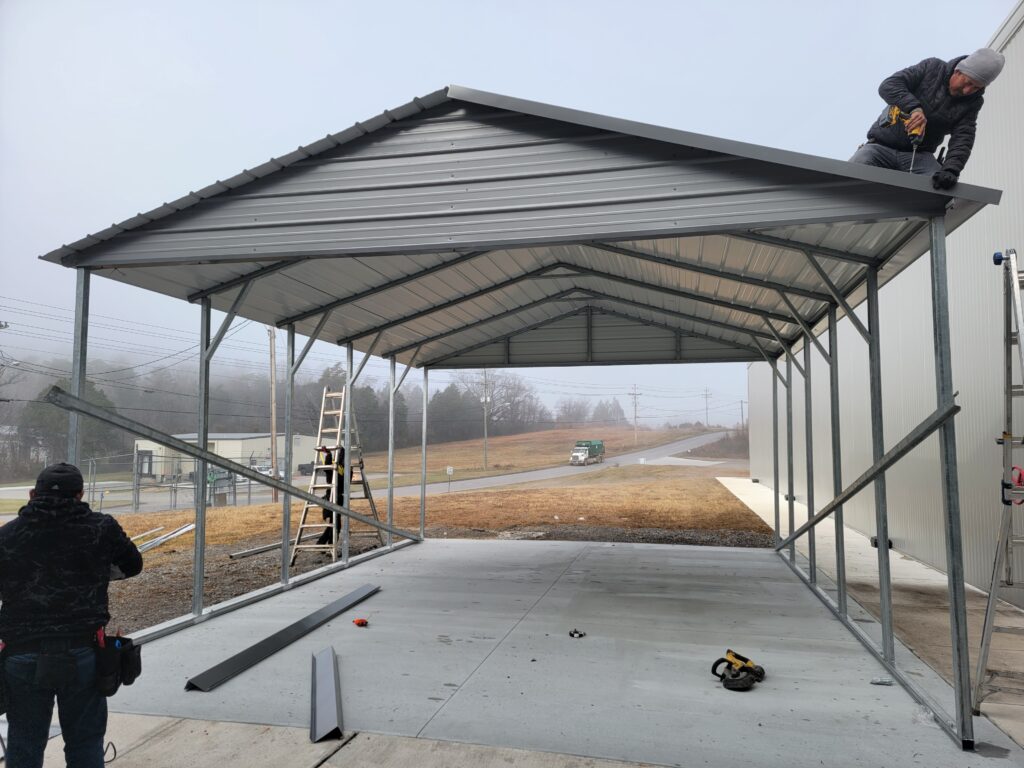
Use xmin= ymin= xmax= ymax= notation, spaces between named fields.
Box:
xmin=749 ymin=4 xmax=1024 ymax=599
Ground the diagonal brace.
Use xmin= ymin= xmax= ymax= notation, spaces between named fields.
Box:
xmin=45 ymin=386 xmax=422 ymax=542
xmin=205 ymin=281 xmax=253 ymax=361
xmin=802 ymin=252 xmax=871 ymax=343
xmin=775 ymin=400 xmax=959 ymax=551
xmin=777 ymin=292 xmax=830 ymax=364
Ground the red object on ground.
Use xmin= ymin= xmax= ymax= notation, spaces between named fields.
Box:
xmin=352 ymin=618 xmax=369 ymax=627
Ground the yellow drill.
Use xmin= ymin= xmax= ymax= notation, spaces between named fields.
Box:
xmin=887 ymin=105 xmax=925 ymax=171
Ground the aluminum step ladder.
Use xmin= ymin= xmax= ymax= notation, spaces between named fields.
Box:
xmin=289 ymin=386 xmax=383 ymax=565
xmin=974 ymin=248 xmax=1024 ymax=712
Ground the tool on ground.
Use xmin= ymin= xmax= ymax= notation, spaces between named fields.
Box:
xmin=711 ymin=649 xmax=766 ymax=691
xmin=568 ymin=629 xmax=586 ymax=638
xmin=352 ymin=618 xmax=368 ymax=627
xmin=974 ymin=249 xmax=1024 ymax=713
xmin=886 ymin=105 xmax=925 ymax=171
xmin=291 ymin=386 xmax=384 ymax=564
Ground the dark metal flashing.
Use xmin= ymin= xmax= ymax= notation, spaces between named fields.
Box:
xmin=310 ymin=647 xmax=344 ymax=742
xmin=185 ymin=584 xmax=379 ymax=692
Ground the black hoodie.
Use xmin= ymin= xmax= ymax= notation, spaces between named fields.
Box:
xmin=0 ymin=495 xmax=142 ymax=641
xmin=865 ymin=55 xmax=985 ymax=175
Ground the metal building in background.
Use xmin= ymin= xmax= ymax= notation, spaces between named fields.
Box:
xmin=39 ymin=83 xmax=1002 ymax=749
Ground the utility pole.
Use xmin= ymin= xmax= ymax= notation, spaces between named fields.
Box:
xmin=702 ymin=388 xmax=712 ymax=427
xmin=629 ymin=384 xmax=641 ymax=445
xmin=267 ymin=326 xmax=279 ymax=503
xmin=480 ymin=369 xmax=491 ymax=469
xmin=740 ymin=400 xmax=746 ymax=430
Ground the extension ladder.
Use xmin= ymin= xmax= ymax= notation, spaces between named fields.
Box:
xmin=289 ymin=386 xmax=383 ymax=564
xmin=975 ymin=248 xmax=1024 ymax=712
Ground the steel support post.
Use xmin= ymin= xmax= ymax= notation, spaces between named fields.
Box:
xmin=342 ymin=344 xmax=353 ymax=563
xmin=772 ymin=361 xmax=781 ymax=545
xmin=67 ymin=268 xmax=90 ymax=464
xmin=786 ymin=353 xmax=796 ymax=563
xmin=193 ymin=298 xmax=212 ymax=616
xmin=804 ymin=340 xmax=816 ymax=582
xmin=866 ymin=267 xmax=895 ymax=663
xmin=387 ymin=357 xmax=396 ymax=548
xmin=828 ymin=305 xmax=848 ymax=616
xmin=928 ymin=216 xmax=974 ymax=748
xmin=282 ymin=324 xmax=295 ymax=584
xmin=421 ymin=367 xmax=428 ymax=539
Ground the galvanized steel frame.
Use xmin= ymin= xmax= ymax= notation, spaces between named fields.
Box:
xmin=766 ymin=217 xmax=974 ymax=749
xmin=50 ymin=92 xmax=987 ymax=750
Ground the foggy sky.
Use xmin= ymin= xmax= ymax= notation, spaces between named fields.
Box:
xmin=0 ymin=0 xmax=1016 ymax=426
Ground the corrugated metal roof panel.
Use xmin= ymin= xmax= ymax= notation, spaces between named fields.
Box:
xmin=35 ymin=85 xmax=1001 ymax=369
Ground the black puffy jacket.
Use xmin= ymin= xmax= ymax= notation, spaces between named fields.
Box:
xmin=0 ymin=495 xmax=142 ymax=641
xmin=866 ymin=55 xmax=985 ymax=175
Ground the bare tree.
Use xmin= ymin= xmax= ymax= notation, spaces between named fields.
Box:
xmin=555 ymin=398 xmax=591 ymax=427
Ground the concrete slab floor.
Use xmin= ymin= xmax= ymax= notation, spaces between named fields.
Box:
xmin=107 ymin=538 xmax=1022 ymax=767
xmin=56 ymin=715 xmax=660 ymax=768
xmin=720 ymin=476 xmax=1024 ymax=753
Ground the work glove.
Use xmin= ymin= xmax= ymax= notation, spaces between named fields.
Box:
xmin=932 ymin=168 xmax=959 ymax=190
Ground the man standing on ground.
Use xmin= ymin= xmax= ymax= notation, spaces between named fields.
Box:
xmin=850 ymin=48 xmax=1005 ymax=188
xmin=0 ymin=463 xmax=143 ymax=768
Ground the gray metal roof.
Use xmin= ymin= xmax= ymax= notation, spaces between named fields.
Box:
xmin=39 ymin=85 xmax=1001 ymax=369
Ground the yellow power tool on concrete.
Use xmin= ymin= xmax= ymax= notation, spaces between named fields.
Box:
xmin=711 ymin=649 xmax=766 ymax=691
xmin=886 ymin=105 xmax=925 ymax=171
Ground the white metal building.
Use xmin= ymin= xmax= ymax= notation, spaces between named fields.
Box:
xmin=134 ymin=432 xmax=317 ymax=480
xmin=748 ymin=5 xmax=1024 ymax=601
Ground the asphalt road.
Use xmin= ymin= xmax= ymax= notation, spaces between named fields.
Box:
xmin=0 ymin=432 xmax=727 ymax=517
xmin=391 ymin=431 xmax=728 ymax=497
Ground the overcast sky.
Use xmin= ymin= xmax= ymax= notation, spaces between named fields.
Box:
xmin=0 ymin=0 xmax=1016 ymax=427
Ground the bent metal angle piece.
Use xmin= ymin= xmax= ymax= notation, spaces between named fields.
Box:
xmin=310 ymin=647 xmax=344 ymax=742
xmin=185 ymin=584 xmax=379 ymax=692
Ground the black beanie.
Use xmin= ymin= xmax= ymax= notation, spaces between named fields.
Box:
xmin=34 ymin=463 xmax=85 ymax=498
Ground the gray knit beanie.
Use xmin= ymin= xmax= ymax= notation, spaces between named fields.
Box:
xmin=955 ymin=48 xmax=1006 ymax=87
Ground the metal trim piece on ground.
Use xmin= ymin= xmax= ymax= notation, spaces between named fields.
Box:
xmin=137 ymin=523 xmax=196 ymax=553
xmin=185 ymin=584 xmax=380 ymax=692
xmin=311 ymin=647 xmax=344 ymax=742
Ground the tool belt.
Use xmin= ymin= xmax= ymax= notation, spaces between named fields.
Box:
xmin=0 ymin=629 xmax=142 ymax=698
xmin=95 ymin=629 xmax=142 ymax=697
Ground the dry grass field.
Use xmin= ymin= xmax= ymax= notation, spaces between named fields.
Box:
xmin=359 ymin=425 xmax=704 ymax=485
xmin=114 ymin=464 xmax=762 ymax=565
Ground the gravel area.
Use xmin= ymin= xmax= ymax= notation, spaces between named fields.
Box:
xmin=107 ymin=535 xmax=383 ymax=634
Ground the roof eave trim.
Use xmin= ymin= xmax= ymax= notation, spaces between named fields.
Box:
xmin=445 ymin=85 xmax=1002 ymax=207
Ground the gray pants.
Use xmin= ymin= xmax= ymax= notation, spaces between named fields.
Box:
xmin=849 ymin=142 xmax=940 ymax=175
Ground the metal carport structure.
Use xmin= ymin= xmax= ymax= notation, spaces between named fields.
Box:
xmin=39 ymin=85 xmax=1001 ymax=749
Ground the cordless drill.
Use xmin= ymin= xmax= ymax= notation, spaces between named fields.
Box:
xmin=887 ymin=105 xmax=925 ymax=170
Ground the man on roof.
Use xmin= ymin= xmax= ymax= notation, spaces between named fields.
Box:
xmin=850 ymin=48 xmax=1005 ymax=190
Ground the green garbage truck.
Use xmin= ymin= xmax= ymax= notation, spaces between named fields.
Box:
xmin=570 ymin=439 xmax=605 ymax=466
